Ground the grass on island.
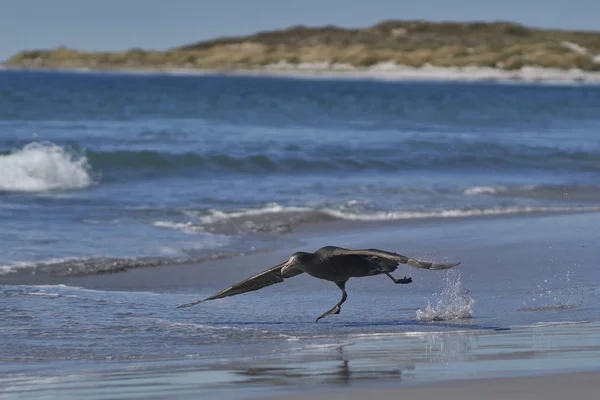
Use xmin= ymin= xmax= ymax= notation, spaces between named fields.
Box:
xmin=6 ymin=20 xmax=600 ymax=72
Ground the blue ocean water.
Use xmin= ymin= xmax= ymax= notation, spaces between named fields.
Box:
xmin=2 ymin=70 xmax=600 ymax=398
xmin=1 ymin=70 xmax=599 ymax=275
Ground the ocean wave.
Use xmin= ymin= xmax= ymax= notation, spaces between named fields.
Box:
xmin=146 ymin=319 xmax=300 ymax=342
xmin=463 ymin=186 xmax=507 ymax=195
xmin=7 ymin=283 xmax=161 ymax=296
xmin=167 ymin=321 xmax=299 ymax=340
xmin=55 ymin=143 xmax=600 ymax=176
xmin=3 ymin=203 xmax=598 ymax=278
xmin=152 ymin=203 xmax=600 ymax=236
xmin=152 ymin=220 xmax=208 ymax=234
xmin=0 ymin=141 xmax=95 ymax=192
xmin=0 ymin=251 xmax=249 ymax=278
xmin=4 ymin=141 xmax=599 ymax=183
xmin=464 ymin=184 xmax=600 ymax=202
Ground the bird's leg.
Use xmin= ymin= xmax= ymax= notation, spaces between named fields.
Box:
xmin=385 ymin=272 xmax=412 ymax=284
xmin=316 ymin=281 xmax=348 ymax=322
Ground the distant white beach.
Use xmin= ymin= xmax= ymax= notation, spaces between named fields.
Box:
xmin=4 ymin=61 xmax=600 ymax=85
xmin=250 ymin=61 xmax=600 ymax=84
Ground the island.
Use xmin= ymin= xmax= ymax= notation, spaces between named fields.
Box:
xmin=4 ymin=20 xmax=600 ymax=81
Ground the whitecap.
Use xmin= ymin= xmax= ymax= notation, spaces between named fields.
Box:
xmin=463 ymin=186 xmax=506 ymax=195
xmin=321 ymin=205 xmax=600 ymax=221
xmin=0 ymin=141 xmax=94 ymax=192
xmin=152 ymin=220 xmax=206 ymax=234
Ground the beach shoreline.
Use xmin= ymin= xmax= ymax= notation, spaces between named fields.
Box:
xmin=270 ymin=370 xmax=600 ymax=400
xmin=3 ymin=63 xmax=600 ymax=85
xmin=5 ymin=207 xmax=592 ymax=299
xmin=2 ymin=208 xmax=597 ymax=289
xmin=4 ymin=320 xmax=600 ymax=399
xmin=3 ymin=204 xmax=600 ymax=400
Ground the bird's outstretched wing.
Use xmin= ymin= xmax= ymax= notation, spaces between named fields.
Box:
xmin=329 ymin=247 xmax=460 ymax=270
xmin=175 ymin=261 xmax=304 ymax=309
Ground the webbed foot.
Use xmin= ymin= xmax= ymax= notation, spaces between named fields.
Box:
xmin=395 ymin=276 xmax=412 ymax=284
xmin=315 ymin=305 xmax=341 ymax=322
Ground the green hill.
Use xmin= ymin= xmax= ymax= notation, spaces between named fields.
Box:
xmin=6 ymin=20 xmax=600 ymax=71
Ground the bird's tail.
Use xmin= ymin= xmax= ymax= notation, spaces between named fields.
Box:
xmin=408 ymin=259 xmax=461 ymax=270
xmin=175 ymin=298 xmax=207 ymax=309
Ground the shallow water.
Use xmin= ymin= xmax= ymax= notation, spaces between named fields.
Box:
xmin=1 ymin=70 xmax=600 ymax=274
xmin=2 ymin=210 xmax=600 ymax=398
xmin=1 ymin=71 xmax=600 ymax=398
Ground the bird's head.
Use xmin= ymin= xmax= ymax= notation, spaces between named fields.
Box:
xmin=280 ymin=251 xmax=313 ymax=277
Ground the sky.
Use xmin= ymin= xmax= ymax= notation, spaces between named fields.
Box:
xmin=2 ymin=0 xmax=599 ymax=61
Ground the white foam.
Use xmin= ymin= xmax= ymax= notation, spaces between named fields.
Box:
xmin=416 ymin=269 xmax=475 ymax=322
xmin=161 ymin=320 xmax=300 ymax=340
xmin=152 ymin=220 xmax=206 ymax=234
xmin=0 ymin=256 xmax=87 ymax=275
xmin=0 ymin=141 xmax=94 ymax=192
xmin=463 ymin=186 xmax=505 ymax=196
xmin=151 ymin=221 xmax=232 ymax=248
xmin=288 ymin=342 xmax=354 ymax=351
xmin=198 ymin=203 xmax=311 ymax=224
xmin=174 ymin=202 xmax=600 ymax=228
xmin=322 ymin=205 xmax=600 ymax=221
xmin=516 ymin=320 xmax=586 ymax=329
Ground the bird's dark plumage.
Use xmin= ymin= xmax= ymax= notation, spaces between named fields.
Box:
xmin=176 ymin=245 xmax=460 ymax=321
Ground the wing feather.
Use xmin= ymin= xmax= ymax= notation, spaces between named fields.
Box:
xmin=176 ymin=261 xmax=303 ymax=309
xmin=329 ymin=247 xmax=460 ymax=270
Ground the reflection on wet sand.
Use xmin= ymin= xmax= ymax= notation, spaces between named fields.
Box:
xmin=2 ymin=322 xmax=600 ymax=399
xmin=222 ymin=321 xmax=600 ymax=391
xmin=231 ymin=345 xmax=410 ymax=387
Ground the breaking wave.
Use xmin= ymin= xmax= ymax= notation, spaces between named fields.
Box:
xmin=0 ymin=141 xmax=94 ymax=192
xmin=153 ymin=202 xmax=600 ymax=236
xmin=464 ymin=184 xmax=600 ymax=202
xmin=0 ymin=251 xmax=252 ymax=278
xmin=463 ymin=186 xmax=506 ymax=195
xmin=62 ymin=143 xmax=600 ymax=176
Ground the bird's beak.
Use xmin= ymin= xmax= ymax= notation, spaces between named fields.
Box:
xmin=280 ymin=257 xmax=299 ymax=278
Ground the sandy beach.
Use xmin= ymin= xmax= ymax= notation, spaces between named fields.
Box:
xmin=5 ymin=63 xmax=600 ymax=85
xmin=4 ymin=210 xmax=600 ymax=399
xmin=272 ymin=371 xmax=600 ymax=400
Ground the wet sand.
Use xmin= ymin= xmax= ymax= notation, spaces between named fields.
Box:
xmin=4 ymin=321 xmax=600 ymax=399
xmin=49 ymin=212 xmax=600 ymax=298
xmin=9 ymin=208 xmax=598 ymax=293
xmin=272 ymin=371 xmax=600 ymax=400
xmin=3 ymin=211 xmax=600 ymax=399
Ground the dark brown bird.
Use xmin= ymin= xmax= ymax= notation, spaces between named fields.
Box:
xmin=176 ymin=246 xmax=460 ymax=322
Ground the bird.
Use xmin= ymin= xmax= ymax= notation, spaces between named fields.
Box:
xmin=175 ymin=246 xmax=460 ymax=322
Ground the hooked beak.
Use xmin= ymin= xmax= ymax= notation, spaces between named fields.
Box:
xmin=280 ymin=257 xmax=300 ymax=278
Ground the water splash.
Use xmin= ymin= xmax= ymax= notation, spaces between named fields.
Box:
xmin=416 ymin=269 xmax=475 ymax=322
xmin=0 ymin=141 xmax=94 ymax=192
xmin=519 ymin=269 xmax=584 ymax=312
